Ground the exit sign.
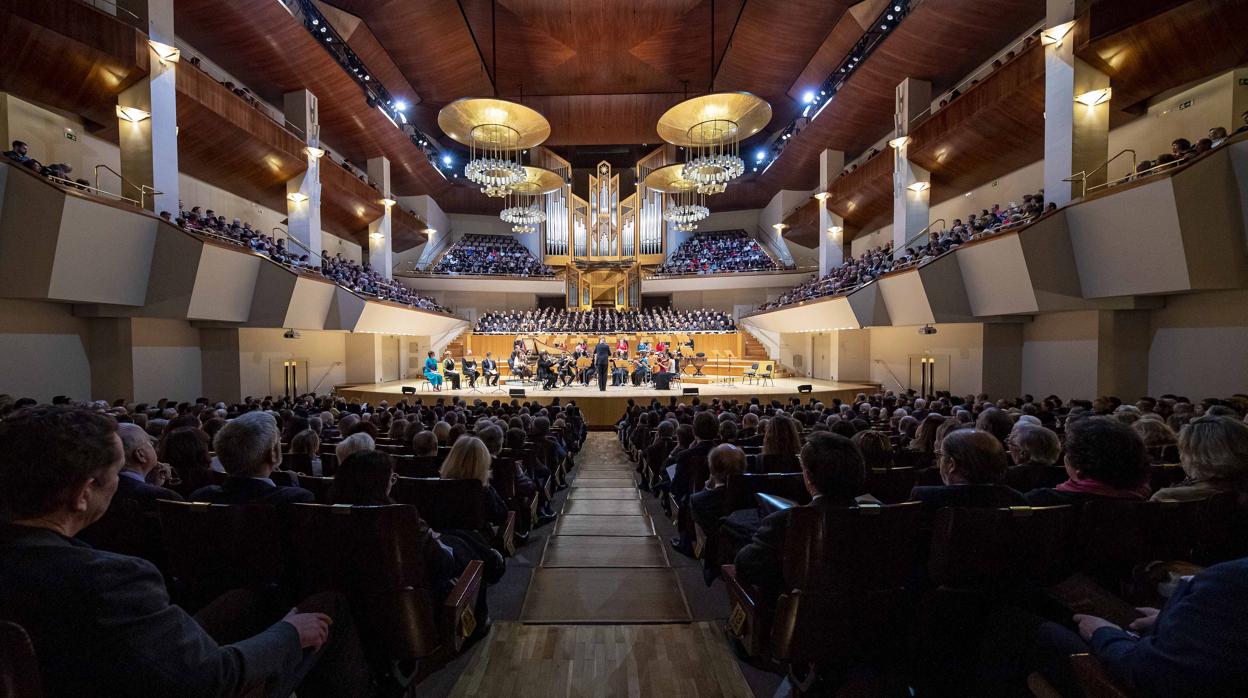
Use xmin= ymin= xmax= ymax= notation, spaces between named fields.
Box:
xmin=1178 ymin=100 xmax=1193 ymax=110
xmin=64 ymin=129 xmax=78 ymax=142
xmin=1240 ymin=78 xmax=1248 ymax=86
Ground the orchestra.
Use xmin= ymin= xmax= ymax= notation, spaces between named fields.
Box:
xmin=421 ymin=338 xmax=693 ymax=392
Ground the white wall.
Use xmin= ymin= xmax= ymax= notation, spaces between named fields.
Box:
xmin=130 ymin=318 xmax=202 ymax=403
xmin=1147 ymin=289 xmax=1248 ymax=398
xmin=867 ymin=323 xmax=988 ymax=396
xmin=0 ymin=298 xmax=92 ymax=402
xmin=851 ymin=223 xmax=893 ymax=256
xmin=237 ymin=328 xmax=347 ymax=398
xmin=930 ymin=159 xmax=1045 ymax=226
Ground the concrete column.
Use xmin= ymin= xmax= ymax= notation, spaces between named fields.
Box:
xmin=283 ymin=90 xmax=323 ymax=257
xmin=817 ymin=149 xmax=846 ymax=274
xmin=345 ymin=332 xmax=383 ymax=384
xmin=366 ymin=156 xmax=394 ymax=279
xmin=1043 ymin=0 xmax=1110 ymax=206
xmin=116 ymin=0 xmax=178 ymax=215
xmin=892 ymin=78 xmax=931 ymax=252
xmin=86 ymin=318 xmax=136 ymax=401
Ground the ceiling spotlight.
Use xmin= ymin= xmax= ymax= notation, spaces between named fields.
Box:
xmin=320 ymin=26 xmax=327 ymax=33
xmin=802 ymin=90 xmax=815 ymax=104
xmin=442 ymin=154 xmax=453 ymax=166
xmin=894 ymin=5 xmax=901 ymax=10
xmin=394 ymin=100 xmax=407 ymax=112
xmin=311 ymin=18 xmax=319 ymax=25
xmin=755 ymin=149 xmax=767 ymax=161
xmin=887 ymin=13 xmax=894 ymax=19
xmin=881 ymin=24 xmax=889 ymax=30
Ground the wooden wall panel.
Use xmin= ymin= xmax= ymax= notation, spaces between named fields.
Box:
xmin=390 ymin=205 xmax=428 ymax=253
xmin=320 ymin=160 xmax=384 ymax=243
xmin=826 ymin=149 xmax=893 ymax=232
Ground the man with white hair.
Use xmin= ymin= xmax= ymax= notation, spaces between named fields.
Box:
xmin=189 ymin=412 xmax=313 ymax=505
xmin=78 ymin=423 xmax=183 ymax=557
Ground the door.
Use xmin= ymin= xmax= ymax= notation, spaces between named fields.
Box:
xmin=907 ymin=354 xmax=950 ymax=396
xmin=270 ymin=359 xmax=309 ymax=398
xmin=811 ymin=333 xmax=832 ymax=381
xmin=381 ymin=336 xmax=400 ymax=382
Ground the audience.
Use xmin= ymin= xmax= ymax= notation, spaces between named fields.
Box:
xmin=1152 ymin=415 xmax=1248 ymax=503
xmin=188 ymin=412 xmax=315 ymax=505
xmin=654 ymin=230 xmax=781 ymax=275
xmin=432 ymin=234 xmax=554 ymax=276
xmin=1024 ymin=416 xmax=1152 ymax=505
xmin=475 ymin=306 xmax=734 ymax=334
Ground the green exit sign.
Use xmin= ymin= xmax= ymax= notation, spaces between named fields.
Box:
xmin=64 ymin=129 xmax=78 ymax=142
xmin=1178 ymin=100 xmax=1193 ymax=110
xmin=1240 ymin=78 xmax=1248 ymax=86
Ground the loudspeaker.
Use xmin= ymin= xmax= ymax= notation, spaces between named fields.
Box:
xmin=682 ymin=387 xmax=699 ymax=395
xmin=797 ymin=384 xmax=813 ymax=394
xmin=509 ymin=389 xmax=526 ymax=399
xmin=401 ymin=386 xmax=417 ymax=395
xmin=654 ymin=372 xmax=672 ymax=390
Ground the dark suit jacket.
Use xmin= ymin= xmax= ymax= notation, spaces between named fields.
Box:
xmin=689 ymin=486 xmax=729 ymax=539
xmin=593 ymin=342 xmax=611 ymax=366
xmin=0 ymin=523 xmax=302 ymax=697
xmin=737 ymin=433 xmax=764 ymax=448
xmin=481 ymin=358 xmax=497 ymax=372
xmin=734 ymin=496 xmax=853 ymax=601
xmin=77 ymin=474 xmax=183 ymax=561
xmin=909 ymin=483 xmax=1026 ymax=511
xmin=189 ymin=476 xmax=315 ymax=506
xmin=1090 ymin=557 xmax=1248 ymax=697
xmin=671 ymin=440 xmax=715 ymax=502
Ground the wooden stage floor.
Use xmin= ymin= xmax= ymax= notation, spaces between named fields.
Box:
xmin=336 ymin=377 xmax=876 ymax=428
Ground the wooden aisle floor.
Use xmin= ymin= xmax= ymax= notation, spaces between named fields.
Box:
xmin=449 ymin=433 xmax=753 ymax=697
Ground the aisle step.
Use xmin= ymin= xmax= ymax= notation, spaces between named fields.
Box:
xmin=519 ymin=568 xmax=691 ymax=623
xmin=567 ymin=487 xmax=640 ymax=500
xmin=541 ymin=536 xmax=669 ymax=568
xmin=570 ymin=477 xmax=635 ymax=488
xmin=563 ymin=499 xmax=647 ymax=516
xmin=554 ymin=514 xmax=654 ymax=536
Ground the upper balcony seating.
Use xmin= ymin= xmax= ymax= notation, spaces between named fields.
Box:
xmin=431 ymin=234 xmax=555 ymax=277
xmin=474 ymin=306 xmax=736 ymax=335
xmin=655 ymin=230 xmax=781 ymax=276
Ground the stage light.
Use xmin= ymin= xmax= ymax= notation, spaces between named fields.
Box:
xmin=755 ymin=149 xmax=767 ymax=161
xmin=802 ymin=90 xmax=815 ymax=104
xmin=442 ymin=154 xmax=453 ymax=166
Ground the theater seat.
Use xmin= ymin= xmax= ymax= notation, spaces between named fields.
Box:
xmin=0 ymin=621 xmax=43 ymax=698
xmin=863 ymin=467 xmax=920 ymax=504
xmin=390 ymin=477 xmax=516 ymax=556
xmin=288 ymin=504 xmax=484 ymax=662
xmin=928 ymin=505 xmax=1075 ymax=590
xmin=156 ymin=500 xmax=288 ymax=610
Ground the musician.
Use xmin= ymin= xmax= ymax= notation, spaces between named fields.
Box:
xmin=611 ymin=357 xmax=629 ymax=386
xmin=655 ymin=339 xmax=668 ymax=354
xmin=653 ymin=351 xmax=674 ymax=390
xmin=461 ymin=350 xmax=479 ymax=388
xmin=509 ymin=348 xmax=530 ymax=381
xmin=573 ymin=340 xmax=588 ymax=359
xmin=557 ymin=354 xmax=575 ymax=387
xmin=637 ymin=339 xmax=651 ymax=354
xmin=423 ymin=351 xmax=443 ymax=391
xmin=537 ymin=351 xmax=557 ymax=390
xmin=615 ymin=336 xmax=629 ymax=358
xmin=631 ymin=354 xmax=651 ymax=387
xmin=442 ymin=350 xmax=461 ymax=390
xmin=594 ymin=336 xmax=612 ymax=392
xmin=674 ymin=346 xmax=684 ymax=375
xmin=481 ymin=352 xmax=499 ymax=387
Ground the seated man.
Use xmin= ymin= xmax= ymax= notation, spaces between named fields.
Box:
xmin=688 ymin=443 xmax=746 ymax=557
xmin=908 ymin=428 xmax=1025 ymax=511
xmin=481 ymin=351 xmax=499 ymax=387
xmin=461 ymin=350 xmax=479 ymax=388
xmin=189 ymin=412 xmax=315 ymax=505
xmin=0 ymin=406 xmax=369 ymax=697
xmin=734 ymin=432 xmax=871 ymax=601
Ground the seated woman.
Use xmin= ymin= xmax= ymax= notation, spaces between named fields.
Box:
xmin=909 ymin=429 xmax=1025 ymax=511
xmin=1152 ymin=415 xmax=1248 ymax=503
xmin=1024 ymin=417 xmax=1151 ymax=505
xmin=851 ymin=429 xmax=894 ymax=469
xmin=288 ymin=428 xmax=323 ymax=476
xmin=1003 ymin=424 xmax=1061 ymax=491
xmin=758 ymin=414 xmax=802 ymax=473
xmin=1134 ymin=418 xmax=1178 ymax=463
xmin=161 ymin=426 xmax=216 ymax=497
xmin=440 ymin=436 xmax=509 ymax=527
xmin=422 ymin=350 xmax=443 ymax=391
xmin=329 ymin=451 xmax=462 ymax=602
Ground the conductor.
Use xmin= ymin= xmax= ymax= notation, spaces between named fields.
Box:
xmin=594 ymin=335 xmax=611 ymax=392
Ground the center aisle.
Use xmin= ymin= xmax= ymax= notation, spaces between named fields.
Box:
xmin=449 ymin=433 xmax=753 ymax=697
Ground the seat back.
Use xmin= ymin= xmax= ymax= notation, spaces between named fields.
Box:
xmin=490 ymin=458 xmax=519 ymax=498
xmin=156 ymin=500 xmax=287 ymax=609
xmin=758 ymin=453 xmax=802 ymax=474
xmin=1145 ymin=494 xmax=1239 ymax=565
xmin=289 ymin=504 xmax=442 ymax=659
xmin=390 ymin=477 xmax=487 ymax=531
xmin=864 ymin=468 xmax=919 ymax=504
xmin=0 ymin=621 xmax=43 ymax=698
xmin=928 ymin=506 xmax=1075 ymax=590
xmin=771 ymin=503 xmax=925 ymax=663
xmin=395 ymin=455 xmax=439 ymax=479
xmin=298 ymin=475 xmax=334 ymax=503
xmin=724 ymin=473 xmax=811 ymax=513
xmin=284 ymin=452 xmax=315 ymax=476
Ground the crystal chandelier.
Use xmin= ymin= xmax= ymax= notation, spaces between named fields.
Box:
xmin=662 ymin=186 xmax=709 ymax=230
xmin=464 ymin=123 xmax=525 ymax=195
xmin=682 ymin=118 xmax=745 ymax=189
xmin=501 ymin=202 xmax=546 ymax=226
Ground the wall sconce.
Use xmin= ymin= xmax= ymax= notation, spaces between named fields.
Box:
xmin=888 ymin=135 xmax=911 ymax=149
xmin=1041 ymin=21 xmax=1074 ymax=47
xmin=369 ymin=230 xmax=384 ymax=241
xmin=423 ymin=227 xmax=437 ymax=235
xmin=772 ymin=223 xmax=789 ymax=232
xmin=148 ymin=40 xmax=181 ymax=64
xmin=304 ymin=146 xmax=325 ymax=159
xmin=1074 ymin=87 xmax=1112 ymax=107
xmin=828 ymin=225 xmax=843 ymax=236
xmin=115 ymin=105 xmax=151 ymax=123
xmin=812 ymin=192 xmax=830 ymax=201
xmin=381 ymin=198 xmax=397 ymax=208
xmin=907 ymin=181 xmax=930 ymax=193
xmin=287 ymin=192 xmax=309 ymax=204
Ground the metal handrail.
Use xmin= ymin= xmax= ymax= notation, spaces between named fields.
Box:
xmin=81 ymin=0 xmax=142 ymax=24
xmin=273 ymin=227 xmax=326 ymax=265
xmin=894 ymin=218 xmax=946 ymax=258
xmin=45 ymin=174 xmax=141 ymax=207
xmin=1064 ymin=149 xmax=1137 ymax=199
xmin=93 ymin=164 xmax=162 ymax=209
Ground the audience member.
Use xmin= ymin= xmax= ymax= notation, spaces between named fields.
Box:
xmin=655 ymin=230 xmax=781 ymax=275
xmin=189 ymin=412 xmax=314 ymax=505
xmin=432 ymin=234 xmax=554 ymax=276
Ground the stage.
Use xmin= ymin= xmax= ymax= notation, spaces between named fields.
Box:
xmin=335 ymin=377 xmax=878 ymax=428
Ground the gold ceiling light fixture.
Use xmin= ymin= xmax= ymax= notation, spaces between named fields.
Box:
xmin=645 ymin=164 xmax=708 ymax=232
xmin=657 ymin=92 xmax=772 ymax=195
xmin=500 ymin=166 xmax=562 ymax=233
xmin=437 ymin=98 xmax=551 ymax=197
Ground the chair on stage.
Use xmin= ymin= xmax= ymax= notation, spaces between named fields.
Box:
xmin=742 ymin=363 xmax=759 ymax=385
xmin=756 ymin=361 xmax=776 ymax=387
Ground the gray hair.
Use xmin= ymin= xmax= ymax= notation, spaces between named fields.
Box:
xmin=215 ymin=412 xmax=281 ymax=476
xmin=1011 ymin=425 xmax=1061 ymax=465
xmin=476 ymin=424 xmax=504 ymax=455
xmin=335 ymin=433 xmax=375 ymax=463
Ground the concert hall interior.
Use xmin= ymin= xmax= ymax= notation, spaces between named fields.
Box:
xmin=2 ymin=0 xmax=1248 ymax=696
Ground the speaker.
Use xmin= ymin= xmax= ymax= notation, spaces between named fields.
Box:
xmin=797 ymin=384 xmax=813 ymax=394
xmin=654 ymin=372 xmax=672 ymax=390
xmin=682 ymin=387 xmax=699 ymax=395
xmin=509 ymin=388 xmax=526 ymax=399
xmin=401 ymin=386 xmax=417 ymax=395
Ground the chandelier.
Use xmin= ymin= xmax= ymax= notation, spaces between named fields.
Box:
xmin=437 ymin=98 xmax=551 ymax=197
xmin=657 ymin=92 xmax=772 ymax=194
xmin=499 ymin=165 xmax=563 ymax=233
xmin=645 ymin=163 xmax=709 ymax=232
